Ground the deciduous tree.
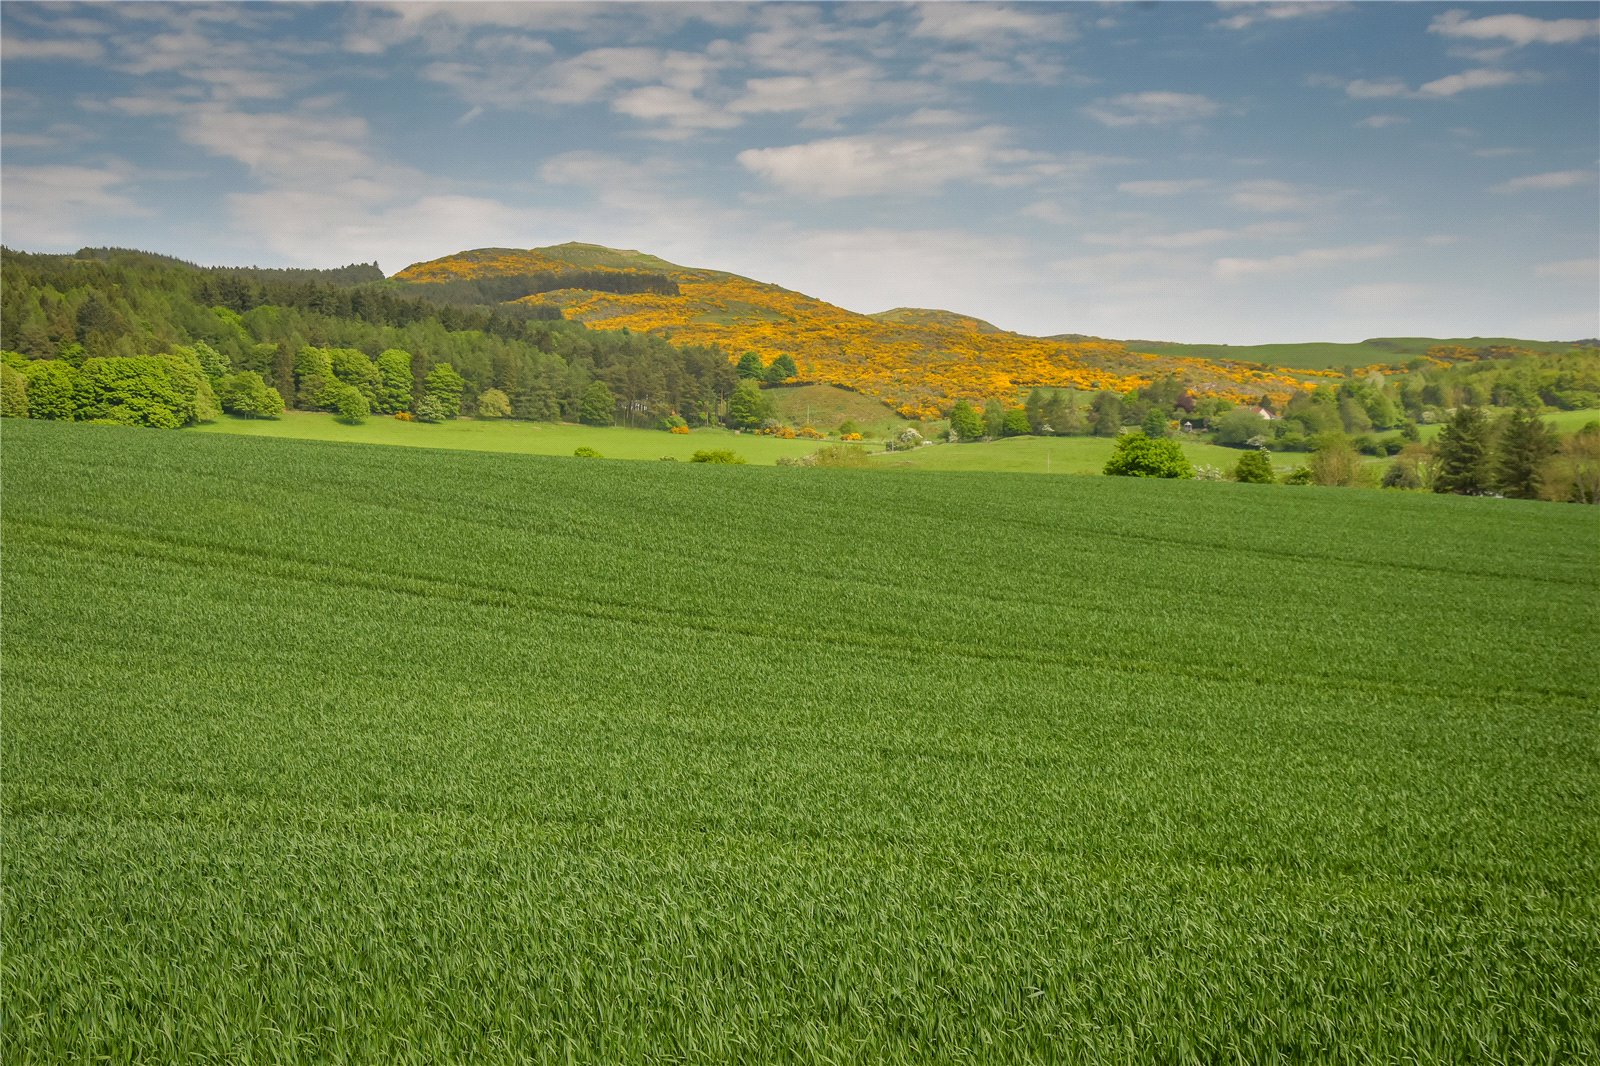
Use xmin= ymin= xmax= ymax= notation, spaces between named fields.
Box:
xmin=1103 ymin=432 xmax=1193 ymax=478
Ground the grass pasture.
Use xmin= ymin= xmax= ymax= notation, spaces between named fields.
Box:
xmin=871 ymin=434 xmax=1274 ymax=476
xmin=3 ymin=420 xmax=1598 ymax=1063
xmin=766 ymin=383 xmax=914 ymax=438
xmin=193 ymin=409 xmax=824 ymax=464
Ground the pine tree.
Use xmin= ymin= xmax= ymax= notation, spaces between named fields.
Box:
xmin=1494 ymin=407 xmax=1556 ymax=499
xmin=1433 ymin=405 xmax=1493 ymax=495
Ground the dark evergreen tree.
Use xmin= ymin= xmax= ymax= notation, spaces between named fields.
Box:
xmin=1433 ymin=406 xmax=1494 ymax=495
xmin=1494 ymin=407 xmax=1557 ymax=500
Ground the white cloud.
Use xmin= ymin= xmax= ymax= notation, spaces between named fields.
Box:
xmin=1117 ymin=179 xmax=1210 ymax=197
xmin=1081 ymin=92 xmax=1220 ymax=128
xmin=1356 ymin=115 xmax=1409 ymax=129
xmin=0 ymin=162 xmax=148 ymax=247
xmin=730 ymin=69 xmax=937 ymax=127
xmin=1322 ymin=69 xmax=1530 ymax=100
xmin=912 ymin=4 xmax=1074 ymax=43
xmin=1430 ymin=10 xmax=1599 ymax=47
xmin=1 ymin=36 xmax=105 ymax=62
xmin=737 ymin=128 xmax=1027 ymax=198
xmin=1083 ymin=221 xmax=1300 ymax=249
xmin=1214 ymin=243 xmax=1395 ymax=279
xmin=1332 ymin=282 xmax=1439 ymax=313
xmin=179 ymin=108 xmax=380 ymax=186
xmin=1535 ymin=258 xmax=1599 ymax=281
xmin=1492 ymin=170 xmax=1595 ymax=193
xmin=1417 ymin=68 xmax=1527 ymax=97
xmin=1215 ymin=3 xmax=1353 ymax=32
xmin=1020 ymin=200 xmax=1075 ymax=225
xmin=612 ymin=86 xmax=739 ymax=132
xmin=1228 ymin=179 xmax=1333 ymax=213
xmin=423 ymin=46 xmax=716 ymax=113
xmin=917 ymin=52 xmax=1068 ymax=86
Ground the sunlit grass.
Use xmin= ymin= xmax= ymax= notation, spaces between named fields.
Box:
xmin=4 ymin=419 xmax=1597 ymax=1062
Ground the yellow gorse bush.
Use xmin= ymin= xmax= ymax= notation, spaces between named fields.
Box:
xmin=401 ymin=246 xmax=1321 ymax=415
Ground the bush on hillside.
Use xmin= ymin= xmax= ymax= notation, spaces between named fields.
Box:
xmin=1103 ymin=432 xmax=1193 ymax=479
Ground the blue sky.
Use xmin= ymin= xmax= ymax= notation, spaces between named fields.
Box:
xmin=3 ymin=2 xmax=1596 ymax=343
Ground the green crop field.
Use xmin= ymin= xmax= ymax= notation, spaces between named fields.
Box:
xmin=4 ymin=419 xmax=1598 ymax=1063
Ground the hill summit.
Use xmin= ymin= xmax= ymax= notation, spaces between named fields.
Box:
xmin=395 ymin=244 xmax=1318 ymax=417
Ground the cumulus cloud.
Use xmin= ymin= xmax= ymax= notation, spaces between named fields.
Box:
xmin=730 ymin=69 xmax=937 ymax=127
xmin=1430 ymin=10 xmax=1599 ymax=47
xmin=737 ymin=129 xmax=1023 ymax=198
xmin=1356 ymin=115 xmax=1409 ymax=129
xmin=911 ymin=3 xmax=1074 ymax=42
xmin=0 ymin=162 xmax=147 ymax=247
xmin=1215 ymin=3 xmax=1353 ymax=32
xmin=1417 ymin=68 xmax=1528 ymax=97
xmin=1491 ymin=170 xmax=1595 ymax=193
xmin=1081 ymin=92 xmax=1220 ymax=128
xmin=1214 ymin=243 xmax=1396 ymax=279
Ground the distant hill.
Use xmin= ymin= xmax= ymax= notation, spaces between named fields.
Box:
xmin=395 ymin=244 xmax=1318 ymax=418
xmin=1091 ymin=336 xmax=1586 ymax=372
xmin=867 ymin=308 xmax=1003 ymax=334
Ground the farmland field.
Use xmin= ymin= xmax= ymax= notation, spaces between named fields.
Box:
xmin=3 ymin=419 xmax=1598 ymax=1063
xmin=193 ymin=409 xmax=825 ymax=464
xmin=194 ymin=411 xmax=1290 ymax=477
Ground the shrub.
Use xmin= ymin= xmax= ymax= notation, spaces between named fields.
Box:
xmin=394 ymin=410 xmax=414 ymax=422
xmin=659 ymin=414 xmax=688 ymax=431
xmin=216 ymin=371 xmax=285 ymax=419
xmin=573 ymin=446 xmax=603 ymax=458
xmin=331 ymin=383 xmax=369 ymax=425
xmin=76 ymin=356 xmax=218 ymax=428
xmin=21 ymin=359 xmax=82 ymax=421
xmin=476 ymin=388 xmax=512 ymax=419
xmin=413 ymin=395 xmax=449 ymax=423
xmin=690 ymin=449 xmax=746 ymax=464
xmin=1103 ymin=432 xmax=1194 ymax=479
xmin=839 ymin=432 xmax=863 ymax=442
xmin=809 ymin=444 xmax=873 ymax=468
xmin=1233 ymin=448 xmax=1275 ymax=484
xmin=798 ymin=425 xmax=825 ymax=440
xmin=669 ymin=424 xmax=690 ymax=435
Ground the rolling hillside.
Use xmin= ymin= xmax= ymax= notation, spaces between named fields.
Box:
xmin=394 ymin=244 xmax=1323 ymax=419
xmin=1103 ymin=336 xmax=1589 ymax=371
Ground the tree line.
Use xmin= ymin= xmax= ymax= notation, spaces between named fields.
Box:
xmin=0 ymin=247 xmax=805 ymax=430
